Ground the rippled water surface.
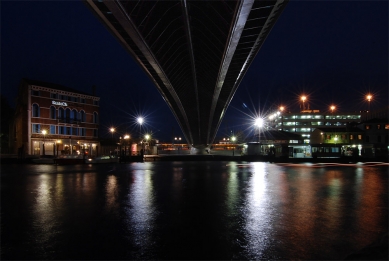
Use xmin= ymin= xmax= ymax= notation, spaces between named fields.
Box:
xmin=1 ymin=162 xmax=388 ymax=260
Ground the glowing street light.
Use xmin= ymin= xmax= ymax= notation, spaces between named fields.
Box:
xmin=301 ymin=95 xmax=307 ymax=111
xmin=255 ymin=117 xmax=264 ymax=128
xmin=366 ymin=94 xmax=372 ymax=112
xmin=330 ymin=105 xmax=336 ymax=114
xmin=137 ymin=117 xmax=144 ymax=138
xmin=41 ymin=129 xmax=47 ymax=156
xmin=110 ymin=127 xmax=115 ymax=139
xmin=279 ymin=106 xmax=285 ymax=112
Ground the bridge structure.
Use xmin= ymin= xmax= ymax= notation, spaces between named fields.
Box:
xmin=85 ymin=0 xmax=288 ymax=154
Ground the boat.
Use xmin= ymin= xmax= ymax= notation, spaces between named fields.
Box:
xmin=85 ymin=155 xmax=119 ymax=164
xmin=54 ymin=155 xmax=85 ymax=165
xmin=32 ymin=156 xmax=55 ymax=164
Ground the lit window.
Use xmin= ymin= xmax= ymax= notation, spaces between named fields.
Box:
xmin=358 ymin=135 xmax=362 ymax=140
xmin=365 ymin=125 xmax=370 ymax=130
xmin=377 ymin=125 xmax=381 ymax=129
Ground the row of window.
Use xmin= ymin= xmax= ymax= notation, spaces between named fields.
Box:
xmin=32 ymin=104 xmax=98 ymax=123
xmin=282 ymin=115 xmax=360 ymax=120
xmin=32 ymin=91 xmax=99 ymax=105
xmin=324 ymin=134 xmax=363 ymax=140
xmin=32 ymin=124 xmax=98 ymax=137
xmin=283 ymin=122 xmax=347 ymax=126
xmin=365 ymin=124 xmax=388 ymax=130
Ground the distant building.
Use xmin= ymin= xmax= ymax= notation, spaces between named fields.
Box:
xmin=246 ymin=130 xmax=306 ymax=158
xmin=10 ymin=78 xmax=100 ymax=156
xmin=357 ymin=118 xmax=389 ymax=158
xmin=267 ymin=109 xmax=361 ymax=143
xmin=310 ymin=126 xmax=365 ymax=157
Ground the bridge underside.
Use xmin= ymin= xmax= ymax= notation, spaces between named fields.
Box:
xmin=85 ymin=0 xmax=288 ymax=148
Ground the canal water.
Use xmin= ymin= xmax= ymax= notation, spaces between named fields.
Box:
xmin=1 ymin=162 xmax=388 ymax=260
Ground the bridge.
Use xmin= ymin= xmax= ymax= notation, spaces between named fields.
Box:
xmin=85 ymin=0 xmax=288 ymax=153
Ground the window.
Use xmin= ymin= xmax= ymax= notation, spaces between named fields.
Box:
xmin=50 ymin=93 xmax=57 ymax=99
xmin=72 ymin=127 xmax=78 ymax=136
xmin=32 ymin=90 xmax=40 ymax=96
xmin=66 ymin=126 xmax=71 ymax=135
xmin=80 ymin=111 xmax=86 ymax=122
xmin=93 ymin=100 xmax=99 ymax=106
xmin=93 ymin=112 xmax=98 ymax=124
xmin=377 ymin=125 xmax=381 ymax=129
xmin=350 ymin=134 xmax=354 ymax=140
xmin=80 ymin=98 xmax=86 ymax=104
xmin=65 ymin=108 xmax=71 ymax=122
xmin=365 ymin=125 xmax=370 ymax=130
xmin=50 ymin=125 xmax=56 ymax=134
xmin=70 ymin=109 xmax=75 ymax=120
xmin=80 ymin=128 xmax=86 ymax=136
xmin=32 ymin=124 xmax=40 ymax=133
xmin=358 ymin=135 xmax=362 ymax=140
xmin=58 ymin=107 xmax=65 ymax=119
xmin=59 ymin=126 xmax=66 ymax=134
xmin=93 ymin=129 xmax=98 ymax=137
xmin=50 ymin=106 xmax=56 ymax=119
xmin=32 ymin=104 xmax=40 ymax=117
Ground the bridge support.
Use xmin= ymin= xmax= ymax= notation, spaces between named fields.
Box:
xmin=190 ymin=145 xmax=211 ymax=155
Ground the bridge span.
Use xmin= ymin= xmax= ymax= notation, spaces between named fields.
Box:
xmin=85 ymin=0 xmax=288 ymax=153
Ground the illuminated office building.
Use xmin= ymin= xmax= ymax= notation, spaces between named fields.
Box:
xmin=268 ymin=109 xmax=362 ymax=144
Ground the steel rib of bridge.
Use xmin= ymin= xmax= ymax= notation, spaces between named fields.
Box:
xmin=85 ymin=0 xmax=288 ymax=148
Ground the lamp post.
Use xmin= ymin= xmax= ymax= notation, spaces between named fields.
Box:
xmin=255 ymin=118 xmax=263 ymax=140
xmin=231 ymin=136 xmax=236 ymax=156
xmin=144 ymin=134 xmax=150 ymax=155
xmin=366 ymin=94 xmax=372 ymax=112
xmin=137 ymin=117 xmax=144 ymax=138
xmin=41 ymin=129 xmax=47 ymax=156
xmin=110 ymin=127 xmax=115 ymax=155
xmin=124 ymin=135 xmax=130 ymax=161
xmin=301 ymin=96 xmax=307 ymax=111
xmin=56 ymin=140 xmax=61 ymax=157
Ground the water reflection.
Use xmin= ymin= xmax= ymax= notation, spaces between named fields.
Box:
xmin=126 ymin=168 xmax=156 ymax=258
xmin=105 ymin=175 xmax=119 ymax=214
xmin=243 ymin=162 xmax=274 ymax=259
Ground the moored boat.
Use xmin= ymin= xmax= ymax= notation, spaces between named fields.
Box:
xmin=85 ymin=155 xmax=119 ymax=164
xmin=54 ymin=155 xmax=85 ymax=165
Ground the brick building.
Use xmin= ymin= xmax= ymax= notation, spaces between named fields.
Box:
xmin=10 ymin=78 xmax=100 ymax=156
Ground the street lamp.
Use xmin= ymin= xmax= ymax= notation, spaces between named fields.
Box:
xmin=41 ymin=129 xmax=47 ymax=156
xmin=366 ymin=94 xmax=372 ymax=112
xmin=137 ymin=117 xmax=144 ymax=138
xmin=56 ymin=140 xmax=61 ymax=157
xmin=330 ymin=105 xmax=336 ymax=116
xmin=231 ymin=136 xmax=236 ymax=156
xmin=124 ymin=135 xmax=130 ymax=159
xmin=301 ymin=95 xmax=307 ymax=111
xmin=255 ymin=117 xmax=263 ymax=142
xmin=110 ymin=127 xmax=115 ymax=139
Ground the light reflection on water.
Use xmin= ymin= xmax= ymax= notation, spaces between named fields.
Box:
xmin=1 ymin=162 xmax=387 ymax=260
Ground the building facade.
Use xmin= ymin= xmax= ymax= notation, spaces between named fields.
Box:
xmin=268 ymin=109 xmax=362 ymax=143
xmin=10 ymin=79 xmax=100 ymax=156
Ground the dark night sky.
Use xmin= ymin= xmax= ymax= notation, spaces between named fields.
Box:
xmin=1 ymin=0 xmax=388 ymax=142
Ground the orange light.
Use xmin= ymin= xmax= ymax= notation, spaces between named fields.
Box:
xmin=366 ymin=94 xmax=372 ymax=102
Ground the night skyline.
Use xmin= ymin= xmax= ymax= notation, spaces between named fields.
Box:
xmin=1 ymin=0 xmax=388 ymax=142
